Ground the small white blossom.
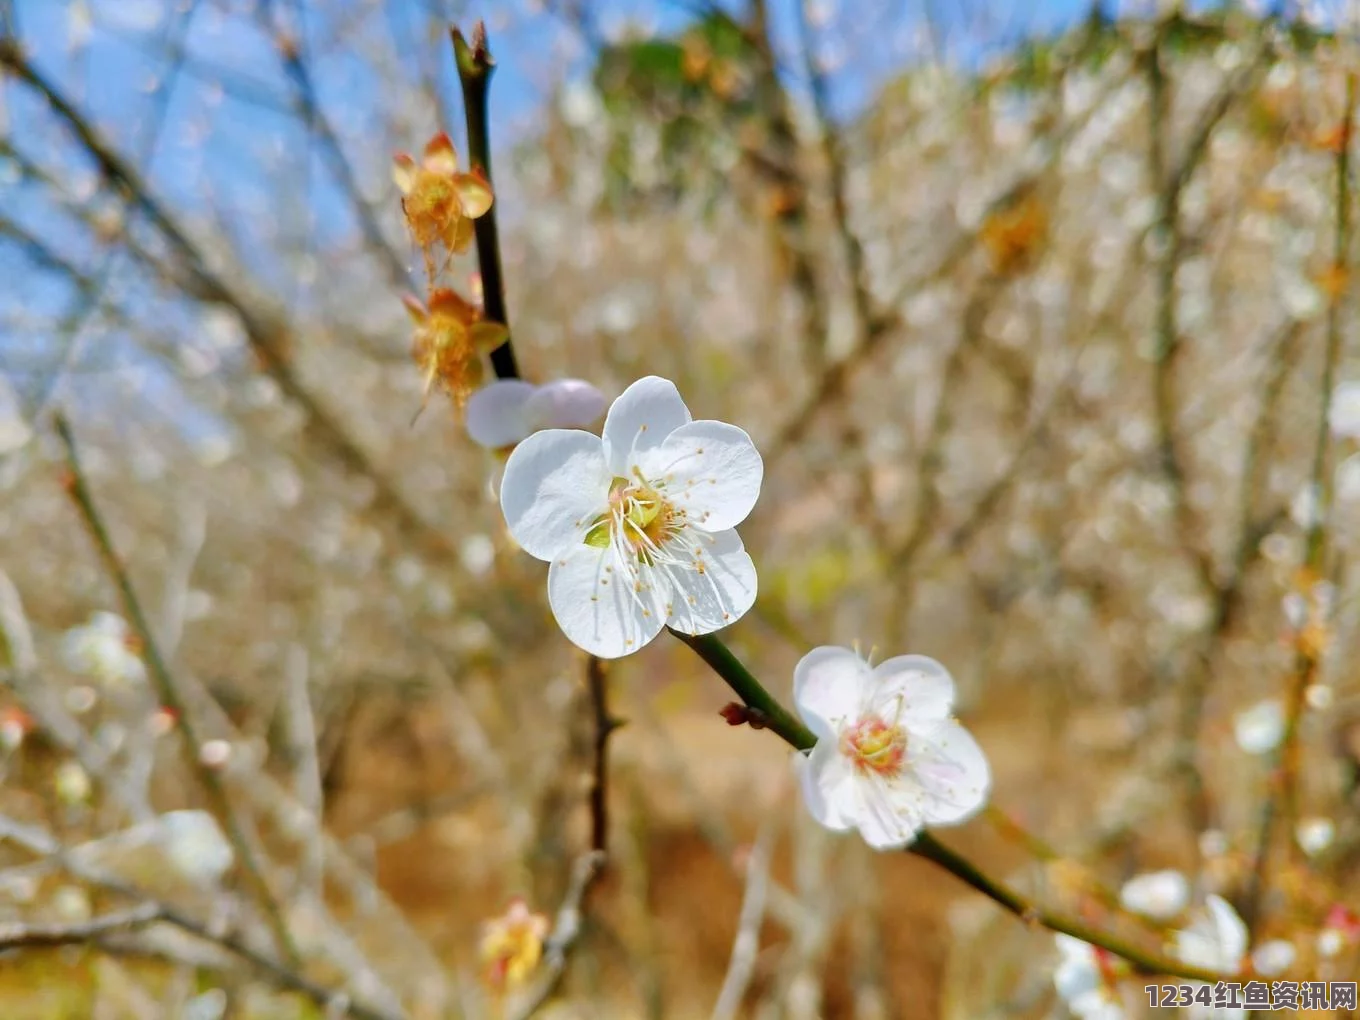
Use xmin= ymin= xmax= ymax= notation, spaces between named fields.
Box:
xmin=1296 ymin=817 xmax=1335 ymax=856
xmin=60 ymin=612 xmax=146 ymax=687
xmin=1053 ymin=935 xmax=1126 ymax=1020
xmin=791 ymin=647 xmax=990 ymax=850
xmin=1174 ymin=895 xmax=1247 ymax=974
xmin=500 ymin=376 xmax=761 ymax=658
xmin=1119 ymin=869 xmax=1188 ymax=920
xmin=467 ymin=378 xmax=607 ymax=451
xmin=1318 ymin=927 xmax=1345 ymax=958
xmin=1330 ymin=381 xmax=1360 ymax=438
xmin=1250 ymin=939 xmax=1296 ymax=976
xmin=68 ymin=810 xmax=233 ymax=892
xmin=1233 ymin=699 xmax=1285 ymax=755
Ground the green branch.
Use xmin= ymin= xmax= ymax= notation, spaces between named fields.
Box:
xmin=672 ymin=628 xmax=1234 ymax=984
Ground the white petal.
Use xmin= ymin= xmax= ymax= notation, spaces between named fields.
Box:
xmin=794 ymin=741 xmax=856 ymax=832
xmin=547 ymin=543 xmax=665 ymax=658
xmin=525 ymin=379 xmax=607 ymax=431
xmin=642 ymin=420 xmax=763 ymax=531
xmin=793 ymin=646 xmax=871 ymax=741
xmin=1205 ymin=894 xmax=1247 ymax=969
xmin=854 ymin=776 xmax=924 ymax=850
xmin=661 ymin=527 xmax=756 ymax=636
xmin=466 ymin=380 xmax=536 ymax=449
xmin=868 ymin=655 xmax=956 ymax=724
xmin=601 ymin=376 xmax=691 ymax=475
xmin=501 ymin=429 xmax=610 ymax=561
xmin=1054 ymin=952 xmax=1099 ymax=1004
xmin=903 ymin=718 xmax=990 ymax=826
xmin=1250 ymin=939 xmax=1296 ymax=977
xmin=1119 ymin=870 xmax=1189 ymax=920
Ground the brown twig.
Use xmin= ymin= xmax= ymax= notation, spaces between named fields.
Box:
xmin=54 ymin=415 xmax=298 ymax=965
xmin=0 ymin=902 xmax=163 ymax=950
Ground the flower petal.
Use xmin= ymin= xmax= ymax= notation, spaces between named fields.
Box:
xmin=855 ymin=776 xmax=924 ymax=850
xmin=455 ymin=172 xmax=494 ymax=218
xmin=662 ymin=527 xmax=756 ymax=635
xmin=903 ymin=718 xmax=990 ymax=826
xmin=466 ymin=380 xmax=536 ymax=450
xmin=641 ymin=420 xmax=763 ymax=532
xmin=525 ymin=379 xmax=607 ymax=431
xmin=392 ymin=154 xmax=417 ymax=194
xmin=451 ymin=215 xmax=476 ymax=253
xmin=423 ymin=132 xmax=459 ymax=176
xmin=500 ymin=429 xmax=610 ymax=561
xmin=868 ymin=655 xmax=956 ymax=725
xmin=601 ymin=376 xmax=692 ymax=475
xmin=470 ymin=321 xmax=509 ymax=355
xmin=547 ymin=544 xmax=665 ymax=658
xmin=794 ymin=741 xmax=856 ymax=832
xmin=1205 ymin=894 xmax=1248 ymax=970
xmin=793 ymin=646 xmax=871 ymax=741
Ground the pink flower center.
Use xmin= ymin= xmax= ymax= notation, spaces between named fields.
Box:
xmin=840 ymin=716 xmax=907 ymax=776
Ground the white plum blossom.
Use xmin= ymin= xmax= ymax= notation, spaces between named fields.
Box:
xmin=1330 ymin=381 xmax=1360 ymax=438
xmin=1119 ymin=869 xmax=1189 ymax=920
xmin=1233 ymin=698 xmax=1285 ymax=755
xmin=466 ymin=378 xmax=607 ymax=451
xmin=1173 ymin=896 xmax=1248 ymax=1017
xmin=1053 ymin=935 xmax=1126 ymax=1020
xmin=1250 ymin=939 xmax=1296 ymax=976
xmin=791 ymin=647 xmax=990 ymax=850
xmin=500 ymin=376 xmax=762 ymax=658
xmin=60 ymin=611 xmax=146 ymax=687
xmin=1174 ymin=895 xmax=1247 ymax=974
xmin=1296 ymin=816 xmax=1335 ymax=856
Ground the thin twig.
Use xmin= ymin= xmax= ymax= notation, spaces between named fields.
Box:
xmin=0 ymin=817 xmax=404 ymax=1020
xmin=506 ymin=850 xmax=607 ymax=1020
xmin=0 ymin=38 xmax=458 ymax=569
xmin=54 ymin=415 xmax=298 ymax=964
xmin=711 ymin=822 xmax=776 ymax=1020
xmin=1243 ymin=70 xmax=1356 ymax=930
xmin=451 ymin=22 xmax=518 ymax=379
xmin=0 ymin=902 xmax=163 ymax=949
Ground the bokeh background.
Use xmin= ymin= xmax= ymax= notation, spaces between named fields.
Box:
xmin=2 ymin=0 xmax=1360 ymax=1016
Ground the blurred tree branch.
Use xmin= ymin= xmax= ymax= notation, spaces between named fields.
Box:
xmin=56 ymin=415 xmax=299 ymax=965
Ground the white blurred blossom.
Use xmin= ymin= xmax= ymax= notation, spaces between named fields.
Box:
xmin=466 ymin=378 xmax=606 ymax=451
xmin=1119 ymin=869 xmax=1188 ymax=920
xmin=1174 ymin=895 xmax=1247 ymax=974
xmin=1053 ymin=935 xmax=1126 ymax=1020
xmin=60 ymin=612 xmax=146 ymax=687
xmin=1250 ymin=939 xmax=1296 ymax=976
xmin=1296 ymin=817 xmax=1335 ymax=856
xmin=1233 ymin=699 xmax=1285 ymax=755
